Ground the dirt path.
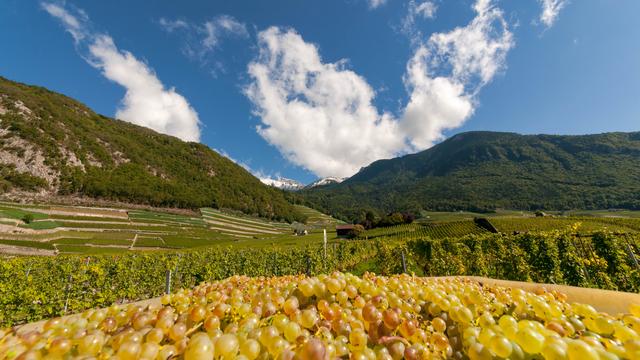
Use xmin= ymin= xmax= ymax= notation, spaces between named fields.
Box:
xmin=205 ymin=224 xmax=263 ymax=236
xmin=130 ymin=234 xmax=138 ymax=249
xmin=81 ymin=244 xmax=130 ymax=249
xmin=0 ymin=217 xmax=21 ymax=226
xmin=0 ymin=244 xmax=55 ymax=256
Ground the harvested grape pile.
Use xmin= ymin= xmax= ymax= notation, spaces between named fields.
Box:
xmin=2 ymin=273 xmax=640 ymax=359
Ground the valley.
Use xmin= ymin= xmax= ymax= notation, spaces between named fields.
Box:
xmin=1 ymin=75 xmax=640 ymax=359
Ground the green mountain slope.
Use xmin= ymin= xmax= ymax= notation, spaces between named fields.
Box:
xmin=301 ymin=131 xmax=640 ymax=220
xmin=0 ymin=76 xmax=302 ymax=222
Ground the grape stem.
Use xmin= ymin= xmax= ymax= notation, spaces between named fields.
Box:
xmin=378 ymin=336 xmax=410 ymax=346
xmin=185 ymin=321 xmax=203 ymax=336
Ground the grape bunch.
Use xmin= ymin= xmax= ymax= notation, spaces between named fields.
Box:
xmin=2 ymin=272 xmax=640 ymax=359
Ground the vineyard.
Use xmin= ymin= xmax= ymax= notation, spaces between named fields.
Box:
xmin=2 ymin=229 xmax=640 ymax=327
xmin=358 ymin=221 xmax=489 ymax=242
xmin=0 ymin=202 xmax=339 ymax=255
xmin=3 ymin=204 xmax=640 ymax=359
xmin=489 ymin=216 xmax=640 ymax=234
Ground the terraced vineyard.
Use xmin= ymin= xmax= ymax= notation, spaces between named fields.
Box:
xmin=359 ymin=221 xmax=489 ymax=241
xmin=490 ymin=216 xmax=640 ymax=234
xmin=0 ymin=202 xmax=308 ymax=255
xmin=293 ymin=205 xmax=343 ymax=228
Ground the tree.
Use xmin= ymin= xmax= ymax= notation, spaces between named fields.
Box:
xmin=347 ymin=224 xmax=365 ymax=239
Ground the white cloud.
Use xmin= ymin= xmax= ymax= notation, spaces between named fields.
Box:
xmin=160 ymin=15 xmax=248 ymax=69
xmin=402 ymin=0 xmax=513 ymax=148
xmin=158 ymin=18 xmax=188 ymax=33
xmin=538 ymin=0 xmax=567 ymax=28
xmin=368 ymin=0 xmax=388 ymax=9
xmin=245 ymin=27 xmax=406 ymax=178
xmin=402 ymin=1 xmax=438 ymax=44
xmin=202 ymin=15 xmax=248 ymax=51
xmin=401 ymin=47 xmax=473 ymax=149
xmin=41 ymin=2 xmax=88 ymax=42
xmin=414 ymin=1 xmax=437 ymax=19
xmin=42 ymin=2 xmax=201 ymax=142
xmin=88 ymin=36 xmax=201 ymax=142
xmin=246 ymin=0 xmax=513 ymax=178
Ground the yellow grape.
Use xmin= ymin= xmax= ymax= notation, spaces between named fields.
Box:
xmin=1 ymin=272 xmax=636 ymax=360
xmin=215 ymin=333 xmax=239 ymax=359
xmin=515 ymin=327 xmax=545 ymax=354
xmin=489 ymin=335 xmax=512 ymax=358
xmin=542 ymin=339 xmax=568 ymax=360
xmin=240 ymin=338 xmax=261 ymax=360
xmin=184 ymin=332 xmax=214 ymax=360
xmin=115 ymin=341 xmax=140 ymax=360
xmin=568 ymin=339 xmax=600 ymax=360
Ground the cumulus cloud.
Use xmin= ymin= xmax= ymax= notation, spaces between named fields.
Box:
xmin=42 ymin=2 xmax=201 ymax=142
xmin=159 ymin=15 xmax=248 ymax=71
xmin=538 ymin=0 xmax=568 ymax=28
xmin=245 ymin=27 xmax=406 ymax=178
xmin=246 ymin=0 xmax=513 ymax=178
xmin=402 ymin=0 xmax=513 ymax=148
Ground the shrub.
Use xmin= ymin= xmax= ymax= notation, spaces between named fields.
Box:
xmin=22 ymin=214 xmax=34 ymax=224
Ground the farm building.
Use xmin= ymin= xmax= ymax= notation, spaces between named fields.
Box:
xmin=336 ymin=224 xmax=355 ymax=237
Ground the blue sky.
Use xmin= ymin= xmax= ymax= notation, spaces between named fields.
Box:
xmin=1 ymin=0 xmax=638 ymax=184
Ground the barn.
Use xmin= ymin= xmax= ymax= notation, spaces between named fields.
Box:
xmin=336 ymin=224 xmax=355 ymax=237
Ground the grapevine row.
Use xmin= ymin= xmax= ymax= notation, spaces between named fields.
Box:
xmin=1 ymin=231 xmax=639 ymax=327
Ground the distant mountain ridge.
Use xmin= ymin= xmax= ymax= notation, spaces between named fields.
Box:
xmin=301 ymin=131 xmax=640 ymax=220
xmin=262 ymin=176 xmax=345 ymax=191
xmin=0 ymin=76 xmax=303 ymax=222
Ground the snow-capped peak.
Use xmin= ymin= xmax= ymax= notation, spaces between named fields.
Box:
xmin=306 ymin=177 xmax=345 ymax=188
xmin=260 ymin=177 xmax=305 ymax=191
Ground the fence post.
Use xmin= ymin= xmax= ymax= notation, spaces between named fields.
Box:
xmin=165 ymin=270 xmax=172 ymax=294
xmin=323 ymin=229 xmax=327 ymax=259
xmin=625 ymin=240 xmax=640 ymax=270
xmin=63 ymin=274 xmax=73 ymax=314
xmin=274 ymin=253 xmax=278 ymax=276
xmin=401 ymin=250 xmax=407 ymax=273
xmin=173 ymin=254 xmax=182 ymax=289
xmin=306 ymin=256 xmax=311 ymax=276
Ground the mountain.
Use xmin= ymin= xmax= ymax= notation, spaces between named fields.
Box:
xmin=306 ymin=177 xmax=345 ymax=189
xmin=0 ymin=76 xmax=303 ymax=222
xmin=301 ymin=131 xmax=640 ymax=221
xmin=261 ymin=177 xmax=305 ymax=191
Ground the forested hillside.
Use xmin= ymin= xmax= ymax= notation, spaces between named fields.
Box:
xmin=301 ymin=131 xmax=640 ymax=220
xmin=0 ymin=77 xmax=302 ymax=221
